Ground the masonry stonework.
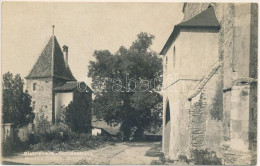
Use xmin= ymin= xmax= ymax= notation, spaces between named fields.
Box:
xmin=162 ymin=3 xmax=257 ymax=165
xmin=26 ymin=78 xmax=53 ymax=122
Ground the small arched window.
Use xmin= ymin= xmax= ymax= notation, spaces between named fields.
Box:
xmin=165 ymin=100 xmax=170 ymax=125
xmin=33 ymin=83 xmax=37 ymax=91
xmin=165 ymin=56 xmax=168 ymax=71
xmin=173 ymin=46 xmax=176 ymax=67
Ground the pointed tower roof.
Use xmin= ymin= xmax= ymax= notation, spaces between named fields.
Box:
xmin=26 ymin=35 xmax=76 ymax=81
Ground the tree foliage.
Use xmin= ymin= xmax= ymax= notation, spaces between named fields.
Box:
xmin=63 ymin=91 xmax=92 ymax=133
xmin=88 ymin=32 xmax=162 ymax=140
xmin=2 ymin=72 xmax=35 ymax=129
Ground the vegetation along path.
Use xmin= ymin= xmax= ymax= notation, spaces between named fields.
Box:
xmin=2 ymin=142 xmax=161 ymax=165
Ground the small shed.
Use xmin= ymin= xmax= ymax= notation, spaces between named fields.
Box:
xmin=91 ymin=118 xmax=120 ymax=136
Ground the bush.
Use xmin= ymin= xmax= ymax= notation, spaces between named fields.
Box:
xmin=2 ymin=130 xmax=31 ymax=156
xmin=34 ymin=111 xmax=51 ymax=139
xmin=190 ymin=148 xmax=222 ymax=165
xmin=30 ymin=134 xmax=117 ymax=152
xmin=178 ymin=154 xmax=188 ymax=163
xmin=18 ymin=123 xmax=34 ymax=142
xmin=2 ymin=141 xmax=13 ymax=156
xmin=20 ymin=108 xmax=120 ymax=152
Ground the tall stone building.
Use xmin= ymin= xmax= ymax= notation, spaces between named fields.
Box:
xmin=25 ymin=30 xmax=92 ymax=125
xmin=161 ymin=3 xmax=257 ymax=165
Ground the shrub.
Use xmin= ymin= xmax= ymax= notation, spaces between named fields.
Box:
xmin=30 ymin=133 xmax=118 ymax=152
xmin=178 ymin=154 xmax=188 ymax=163
xmin=190 ymin=148 xmax=222 ymax=165
xmin=2 ymin=141 xmax=13 ymax=156
xmin=18 ymin=123 xmax=34 ymax=142
xmin=34 ymin=111 xmax=51 ymax=137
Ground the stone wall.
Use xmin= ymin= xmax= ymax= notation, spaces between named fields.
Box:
xmin=26 ymin=78 xmax=53 ymax=122
xmin=189 ymin=65 xmax=223 ymax=155
xmin=182 ymin=2 xmax=257 ymax=165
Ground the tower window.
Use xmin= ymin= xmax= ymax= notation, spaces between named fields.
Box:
xmin=33 ymin=83 xmax=37 ymax=91
xmin=32 ymin=101 xmax=36 ymax=110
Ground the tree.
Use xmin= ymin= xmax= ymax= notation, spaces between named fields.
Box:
xmin=64 ymin=91 xmax=92 ymax=133
xmin=2 ymin=72 xmax=35 ymax=129
xmin=88 ymin=32 xmax=163 ymax=140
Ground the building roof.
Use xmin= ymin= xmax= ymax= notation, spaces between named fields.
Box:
xmin=26 ymin=35 xmax=76 ymax=81
xmin=92 ymin=117 xmax=120 ymax=135
xmin=53 ymin=81 xmax=93 ymax=93
xmin=160 ymin=6 xmax=220 ymax=55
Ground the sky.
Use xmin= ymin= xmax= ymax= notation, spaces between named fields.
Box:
xmin=2 ymin=2 xmax=183 ymax=85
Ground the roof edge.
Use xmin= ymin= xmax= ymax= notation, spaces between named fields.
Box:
xmin=160 ymin=25 xmax=220 ymax=55
xmin=160 ymin=6 xmax=220 ymax=55
xmin=25 ymin=75 xmax=76 ymax=81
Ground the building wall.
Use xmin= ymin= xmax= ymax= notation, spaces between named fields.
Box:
xmin=189 ymin=69 xmax=223 ymax=155
xmin=54 ymin=92 xmax=73 ymax=122
xmin=92 ymin=128 xmax=102 ymax=136
xmin=163 ymin=2 xmax=258 ymax=164
xmin=26 ymin=78 xmax=53 ymax=122
xmin=163 ymin=30 xmax=218 ymax=86
xmin=162 ymin=29 xmax=219 ymax=159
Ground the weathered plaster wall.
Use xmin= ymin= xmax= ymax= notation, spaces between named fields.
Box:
xmin=163 ymin=80 xmax=197 ymax=160
xmin=26 ymin=78 xmax=53 ymax=122
xmin=162 ymin=22 xmax=219 ymax=160
xmin=164 ymin=30 xmax=219 ymax=81
xmin=54 ymin=92 xmax=73 ymax=122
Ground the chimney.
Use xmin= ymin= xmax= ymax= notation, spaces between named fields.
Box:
xmin=63 ymin=45 xmax=69 ymax=68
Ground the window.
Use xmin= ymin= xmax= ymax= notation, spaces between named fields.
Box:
xmin=165 ymin=101 xmax=170 ymax=125
xmin=33 ymin=83 xmax=37 ymax=91
xmin=165 ymin=56 xmax=168 ymax=70
xmin=173 ymin=46 xmax=176 ymax=67
xmin=32 ymin=101 xmax=36 ymax=110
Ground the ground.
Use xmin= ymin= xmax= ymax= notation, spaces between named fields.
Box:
xmin=2 ymin=142 xmax=162 ymax=165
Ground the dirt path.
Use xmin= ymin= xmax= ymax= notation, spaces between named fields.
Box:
xmin=2 ymin=142 xmax=160 ymax=165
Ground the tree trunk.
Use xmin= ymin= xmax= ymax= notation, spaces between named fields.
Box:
xmin=120 ymin=121 xmax=132 ymax=141
xmin=133 ymin=127 xmax=144 ymax=141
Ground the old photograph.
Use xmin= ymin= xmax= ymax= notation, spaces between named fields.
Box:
xmin=1 ymin=1 xmax=258 ymax=165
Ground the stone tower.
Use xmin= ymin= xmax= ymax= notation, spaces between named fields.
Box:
xmin=25 ymin=32 xmax=77 ymax=123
